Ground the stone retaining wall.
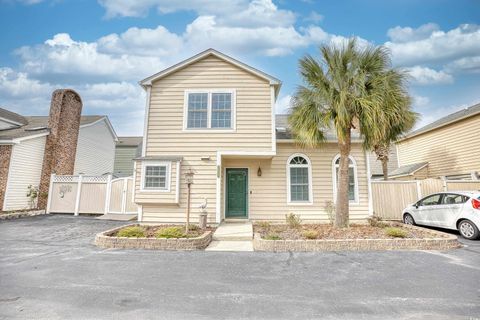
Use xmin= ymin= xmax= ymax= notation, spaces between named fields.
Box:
xmin=0 ymin=209 xmax=47 ymax=220
xmin=95 ymin=224 xmax=212 ymax=250
xmin=253 ymin=224 xmax=461 ymax=252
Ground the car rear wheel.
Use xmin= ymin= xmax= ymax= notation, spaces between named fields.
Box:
xmin=403 ymin=213 xmax=415 ymax=226
xmin=458 ymin=220 xmax=479 ymax=240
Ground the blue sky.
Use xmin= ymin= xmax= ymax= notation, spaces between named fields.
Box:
xmin=0 ymin=0 xmax=479 ymax=135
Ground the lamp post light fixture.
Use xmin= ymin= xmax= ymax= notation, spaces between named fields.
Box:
xmin=184 ymin=168 xmax=195 ymax=233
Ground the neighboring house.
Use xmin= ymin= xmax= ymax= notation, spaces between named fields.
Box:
xmin=114 ymin=136 xmax=142 ymax=177
xmin=394 ymin=103 xmax=480 ymax=180
xmin=0 ymin=107 xmax=117 ymax=211
xmin=134 ymin=49 xmax=371 ymax=224
xmin=368 ymin=148 xmax=399 ymax=180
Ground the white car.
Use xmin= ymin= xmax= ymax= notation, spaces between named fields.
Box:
xmin=402 ymin=191 xmax=480 ymax=240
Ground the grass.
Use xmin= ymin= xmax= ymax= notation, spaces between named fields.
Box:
xmin=117 ymin=226 xmax=146 ymax=238
xmin=285 ymin=213 xmax=302 ymax=228
xmin=385 ymin=227 xmax=408 ymax=238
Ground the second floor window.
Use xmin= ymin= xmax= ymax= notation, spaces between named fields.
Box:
xmin=186 ymin=91 xmax=234 ymax=130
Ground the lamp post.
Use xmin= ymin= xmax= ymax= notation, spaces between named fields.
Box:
xmin=184 ymin=168 xmax=195 ymax=234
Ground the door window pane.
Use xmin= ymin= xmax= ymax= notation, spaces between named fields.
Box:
xmin=420 ymin=194 xmax=441 ymax=206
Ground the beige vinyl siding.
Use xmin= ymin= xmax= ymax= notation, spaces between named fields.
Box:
xmin=145 ymin=55 xmax=273 ymax=154
xmin=3 ymin=136 xmax=46 ymax=211
xmin=397 ymin=114 xmax=480 ymax=178
xmin=134 ymin=160 xmax=179 ymax=205
xmin=74 ymin=120 xmax=115 ymax=175
xmin=139 ymin=55 xmax=274 ymax=223
xmin=221 ymin=143 xmax=370 ymax=222
xmin=114 ymin=146 xmax=137 ymax=176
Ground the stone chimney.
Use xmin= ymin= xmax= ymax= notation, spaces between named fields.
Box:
xmin=37 ymin=89 xmax=82 ymax=209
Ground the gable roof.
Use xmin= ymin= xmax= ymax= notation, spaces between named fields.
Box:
xmin=389 ymin=162 xmax=429 ymax=178
xmin=0 ymin=108 xmax=28 ymax=126
xmin=0 ymin=114 xmax=115 ymax=143
xmin=400 ymin=102 xmax=480 ymax=141
xmin=275 ymin=114 xmax=362 ymax=142
xmin=139 ymin=48 xmax=282 ymax=95
xmin=116 ymin=136 xmax=143 ymax=147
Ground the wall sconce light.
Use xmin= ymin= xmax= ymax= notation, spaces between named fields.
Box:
xmin=257 ymin=167 xmax=262 ymax=177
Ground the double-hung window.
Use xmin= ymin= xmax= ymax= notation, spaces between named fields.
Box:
xmin=142 ymin=162 xmax=170 ymax=191
xmin=185 ymin=90 xmax=234 ymax=130
xmin=332 ymin=155 xmax=358 ymax=203
xmin=287 ymin=154 xmax=313 ymax=204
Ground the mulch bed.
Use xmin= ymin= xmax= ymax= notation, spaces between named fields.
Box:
xmin=254 ymin=223 xmax=447 ymax=240
xmin=113 ymin=225 xmax=216 ymax=238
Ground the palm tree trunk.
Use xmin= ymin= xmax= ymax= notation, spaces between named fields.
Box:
xmin=382 ymin=159 xmax=389 ymax=181
xmin=335 ymin=128 xmax=351 ymax=228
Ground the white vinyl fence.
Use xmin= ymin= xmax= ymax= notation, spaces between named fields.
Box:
xmin=47 ymin=174 xmax=136 ymax=215
xmin=372 ymin=178 xmax=480 ymax=220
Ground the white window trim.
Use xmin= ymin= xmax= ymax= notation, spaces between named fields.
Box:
xmin=286 ymin=153 xmax=313 ymax=205
xmin=140 ymin=161 xmax=171 ymax=192
xmin=183 ymin=89 xmax=236 ymax=132
xmin=332 ymin=154 xmax=359 ymax=205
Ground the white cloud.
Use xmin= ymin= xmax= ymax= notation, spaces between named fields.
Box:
xmin=0 ymin=67 xmax=53 ymax=98
xmin=404 ymin=66 xmax=453 ymax=85
xmin=386 ymin=24 xmax=480 ymax=66
xmin=446 ymin=56 xmax=480 ymax=73
xmin=387 ymin=23 xmax=439 ymax=43
xmin=275 ymin=94 xmax=292 ymax=113
xmin=412 ymin=95 xmax=430 ymax=108
xmin=304 ymin=11 xmax=324 ymax=23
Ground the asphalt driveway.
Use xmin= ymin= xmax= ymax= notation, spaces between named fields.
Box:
xmin=0 ymin=215 xmax=479 ymax=320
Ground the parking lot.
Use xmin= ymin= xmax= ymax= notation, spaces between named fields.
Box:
xmin=0 ymin=214 xmax=479 ymax=319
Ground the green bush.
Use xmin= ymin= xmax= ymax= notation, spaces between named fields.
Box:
xmin=117 ymin=226 xmax=145 ymax=238
xmin=385 ymin=227 xmax=408 ymax=238
xmin=256 ymin=221 xmax=271 ymax=229
xmin=155 ymin=226 xmax=186 ymax=238
xmin=188 ymin=224 xmax=200 ymax=231
xmin=302 ymin=230 xmax=319 ymax=239
xmin=264 ymin=233 xmax=282 ymax=240
xmin=286 ymin=213 xmax=302 ymax=229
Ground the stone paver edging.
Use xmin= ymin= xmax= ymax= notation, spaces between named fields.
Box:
xmin=0 ymin=209 xmax=46 ymax=221
xmin=95 ymin=224 xmax=212 ymax=250
xmin=253 ymin=223 xmax=461 ymax=252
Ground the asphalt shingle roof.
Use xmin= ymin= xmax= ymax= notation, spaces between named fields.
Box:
xmin=403 ymin=103 xmax=480 ymax=140
xmin=275 ymin=114 xmax=361 ymax=141
xmin=389 ymin=162 xmax=429 ymax=178
xmin=0 ymin=113 xmax=104 ymax=141
xmin=116 ymin=136 xmax=143 ymax=147
xmin=0 ymin=108 xmax=28 ymax=125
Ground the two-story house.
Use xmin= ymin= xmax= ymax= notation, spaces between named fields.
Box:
xmin=394 ymin=103 xmax=480 ymax=180
xmin=133 ymin=49 xmax=371 ymax=224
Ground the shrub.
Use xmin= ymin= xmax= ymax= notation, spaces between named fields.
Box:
xmin=264 ymin=233 xmax=282 ymax=240
xmin=368 ymin=215 xmax=387 ymax=228
xmin=256 ymin=221 xmax=271 ymax=229
xmin=385 ymin=227 xmax=408 ymax=238
xmin=188 ymin=224 xmax=200 ymax=231
xmin=117 ymin=226 xmax=145 ymax=238
xmin=286 ymin=213 xmax=302 ymax=229
xmin=324 ymin=201 xmax=335 ymax=225
xmin=155 ymin=226 xmax=186 ymax=238
xmin=302 ymin=230 xmax=319 ymax=239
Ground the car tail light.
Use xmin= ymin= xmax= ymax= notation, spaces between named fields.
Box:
xmin=473 ymin=198 xmax=480 ymax=210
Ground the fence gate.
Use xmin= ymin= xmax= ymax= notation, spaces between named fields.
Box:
xmin=47 ymin=174 xmax=137 ymax=215
xmin=107 ymin=177 xmax=136 ymax=214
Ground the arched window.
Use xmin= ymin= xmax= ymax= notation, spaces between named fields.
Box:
xmin=287 ymin=154 xmax=313 ymax=204
xmin=332 ymin=155 xmax=358 ymax=203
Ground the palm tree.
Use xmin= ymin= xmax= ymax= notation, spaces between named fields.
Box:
xmin=289 ymin=38 xmax=414 ymax=228
xmin=370 ymin=111 xmax=418 ymax=181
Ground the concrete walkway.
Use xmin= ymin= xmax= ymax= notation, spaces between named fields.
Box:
xmin=95 ymin=213 xmax=137 ymax=221
xmin=206 ymin=221 xmax=253 ymax=251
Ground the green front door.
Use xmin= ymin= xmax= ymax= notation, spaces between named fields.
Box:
xmin=226 ymin=168 xmax=248 ymax=218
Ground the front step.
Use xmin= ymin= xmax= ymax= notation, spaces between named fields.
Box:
xmin=212 ymin=221 xmax=253 ymax=241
